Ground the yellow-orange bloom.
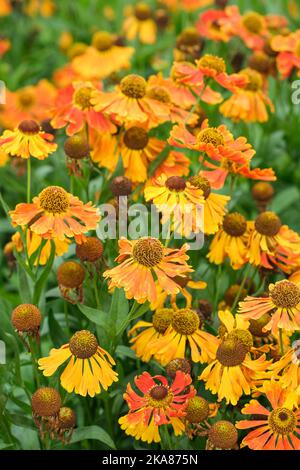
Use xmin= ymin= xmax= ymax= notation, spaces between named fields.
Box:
xmin=103 ymin=237 xmax=193 ymax=304
xmin=123 ymin=3 xmax=157 ymax=45
xmin=10 ymin=186 xmax=100 ymax=242
xmin=38 ymin=330 xmax=118 ymax=397
xmin=0 ymin=120 xmax=57 ymax=160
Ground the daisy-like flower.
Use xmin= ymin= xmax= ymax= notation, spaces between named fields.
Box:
xmin=150 ymin=308 xmax=220 ymax=366
xmin=207 ymin=212 xmax=250 ymax=269
xmin=174 ymin=27 xmax=204 ymax=62
xmin=144 ymin=175 xmax=205 ymax=235
xmin=220 ymin=7 xmax=269 ymax=50
xmin=128 ymin=308 xmax=174 ymax=362
xmin=119 ymin=371 xmax=195 ymax=444
xmin=57 ymin=261 xmax=86 ymax=304
xmin=12 ymin=230 xmax=70 ymax=266
xmin=10 ymin=185 xmax=100 ymax=242
xmin=236 ymin=381 xmax=300 ymax=450
xmin=247 ymin=211 xmax=300 ymax=272
xmin=238 ymin=279 xmax=300 ymax=334
xmin=103 ymin=237 xmax=193 ymax=304
xmin=71 ymin=31 xmax=134 ymax=80
xmin=51 ymin=81 xmax=115 ymax=136
xmin=267 ymin=344 xmax=300 ymax=396
xmin=172 ymin=55 xmax=247 ymax=92
xmin=199 ymin=310 xmax=271 ymax=405
xmin=0 ymin=120 xmax=57 ymax=160
xmin=91 ymin=74 xmax=170 ymax=125
xmin=123 ymin=3 xmax=157 ymax=45
xmin=271 ymin=30 xmax=300 ymax=79
xmin=90 ymin=130 xmax=119 ymax=173
xmin=38 ymin=330 xmax=118 ymax=397
xmin=188 ymin=174 xmax=230 ymax=234
xmin=220 ymin=68 xmax=274 ymax=123
xmin=196 ymin=9 xmax=231 ymax=42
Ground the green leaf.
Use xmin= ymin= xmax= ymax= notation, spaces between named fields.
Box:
xmin=109 ymin=288 xmax=129 ymax=332
xmin=17 ymin=264 xmax=32 ymax=303
xmin=271 ymin=187 xmax=300 ymax=214
xmin=33 ymin=241 xmax=55 ymax=304
xmin=77 ymin=304 xmax=110 ymax=331
xmin=48 ymin=309 xmax=67 ymax=348
xmin=116 ymin=345 xmax=136 ymax=360
xmin=7 ymin=412 xmax=36 ymax=430
xmin=70 ymin=425 xmax=116 ymax=449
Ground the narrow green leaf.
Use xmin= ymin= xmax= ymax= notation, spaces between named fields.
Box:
xmin=48 ymin=309 xmax=68 ymax=348
xmin=70 ymin=425 xmax=116 ymax=449
xmin=77 ymin=304 xmax=110 ymax=331
xmin=33 ymin=241 xmax=55 ymax=304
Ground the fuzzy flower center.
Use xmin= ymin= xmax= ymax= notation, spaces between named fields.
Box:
xmin=146 ymin=86 xmax=171 ymax=104
xmin=186 ymin=396 xmax=209 ymax=423
xmin=189 ymin=175 xmax=211 ymax=199
xmin=216 ymin=338 xmax=247 ymax=366
xmin=123 ymin=126 xmax=149 ymax=150
xmin=198 ymin=54 xmax=226 ymax=74
xmin=64 ymin=135 xmax=89 ymax=160
xmin=69 ymin=330 xmax=98 ymax=359
xmin=242 ymin=12 xmax=264 ymax=34
xmin=120 ymin=74 xmax=147 ymax=98
xmin=171 ymin=308 xmax=200 ymax=335
xmin=252 ymin=182 xmax=274 ymax=202
xmin=152 ymin=308 xmax=173 ymax=333
xmin=268 ymin=408 xmax=296 ymax=435
xmin=197 ymin=127 xmax=225 ymax=147
xmin=39 ymin=186 xmax=70 ymax=214
xmin=249 ymin=314 xmax=271 ymax=337
xmin=133 ymin=237 xmax=164 ymax=267
xmin=31 ymin=387 xmax=61 ymax=417
xmin=18 ymin=119 xmax=40 ymax=135
xmin=255 ymin=211 xmax=281 ymax=236
xmin=147 ymin=385 xmax=173 ymax=408
xmin=269 ymin=280 xmax=300 ymax=308
xmin=176 ymin=28 xmax=202 ymax=49
xmin=227 ymin=329 xmax=253 ymax=352
xmin=166 ymin=358 xmax=191 ymax=379
xmin=76 ymin=237 xmax=103 ymax=263
xmin=134 ymin=3 xmax=151 ymax=21
xmin=240 ymin=68 xmax=263 ymax=91
xmin=73 ymin=86 xmax=93 ymax=110
xmin=92 ymin=31 xmax=114 ymax=51
xmin=165 ymin=176 xmax=187 ymax=191
xmin=57 ymin=261 xmax=86 ymax=288
xmin=58 ymin=407 xmax=76 ymax=429
xmin=12 ymin=303 xmax=41 ymax=332
xmin=208 ymin=421 xmax=238 ymax=449
xmin=223 ymin=212 xmax=247 ymax=237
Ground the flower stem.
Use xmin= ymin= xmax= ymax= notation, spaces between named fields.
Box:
xmin=232 ymin=263 xmax=252 ymax=312
xmin=27 ymin=157 xmax=31 ymax=203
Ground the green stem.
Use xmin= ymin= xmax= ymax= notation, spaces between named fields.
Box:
xmin=232 ymin=263 xmax=252 ymax=312
xmin=29 ymin=338 xmax=41 ymax=388
xmin=64 ymin=301 xmax=70 ymax=337
xmin=213 ymin=264 xmax=222 ymax=312
xmin=27 ymin=157 xmax=31 ymax=203
xmin=160 ymin=425 xmax=172 ymax=450
xmin=93 ymin=274 xmax=100 ymax=308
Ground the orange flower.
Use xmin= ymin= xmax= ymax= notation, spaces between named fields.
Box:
xmin=0 ymin=120 xmax=57 ymax=160
xmin=151 ymin=149 xmax=190 ymax=180
xmin=90 ymin=130 xmax=119 ymax=173
xmin=271 ymin=30 xmax=300 ymax=78
xmin=0 ymin=0 xmax=11 ymax=16
xmin=196 ymin=9 xmax=231 ymax=42
xmin=161 ymin=0 xmax=213 ymax=11
xmin=220 ymin=68 xmax=274 ymax=123
xmin=103 ymin=237 xmax=193 ymax=304
xmin=267 ymin=346 xmax=300 ymax=396
xmin=0 ymin=38 xmax=10 ymax=56
xmin=92 ymin=74 xmax=170 ymax=126
xmin=236 ymin=381 xmax=300 ymax=450
xmin=123 ymin=3 xmax=157 ymax=45
xmin=71 ymin=31 xmax=134 ymax=80
xmin=247 ymin=212 xmax=300 ymax=273
xmin=119 ymin=371 xmax=195 ymax=443
xmin=149 ymin=308 xmax=220 ymax=366
xmin=0 ymin=80 xmax=57 ymax=130
xmin=199 ymin=310 xmax=271 ymax=405
xmin=238 ymin=279 xmax=300 ymax=334
xmin=10 ymin=186 xmax=100 ymax=242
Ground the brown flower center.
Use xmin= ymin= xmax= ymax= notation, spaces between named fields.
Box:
xmin=171 ymin=308 xmax=200 ymax=335
xmin=251 ymin=182 xmax=274 ymax=202
xmin=39 ymin=186 xmax=70 ymax=214
xmin=186 ymin=396 xmax=209 ymax=423
xmin=208 ymin=421 xmax=238 ymax=449
xmin=255 ymin=211 xmax=281 ymax=236
xmin=69 ymin=330 xmax=98 ymax=359
xmin=166 ymin=358 xmax=191 ymax=379
xmin=152 ymin=308 xmax=173 ymax=333
xmin=269 ymin=280 xmax=300 ymax=308
xmin=248 ymin=51 xmax=271 ymax=74
xmin=76 ymin=237 xmax=103 ymax=263
xmin=146 ymin=86 xmax=171 ymax=104
xmin=147 ymin=385 xmax=173 ymax=408
xmin=197 ymin=127 xmax=225 ymax=147
xmin=216 ymin=338 xmax=247 ymax=366
xmin=92 ymin=31 xmax=114 ymax=51
xmin=249 ymin=313 xmax=271 ymax=337
xmin=242 ymin=12 xmax=264 ymax=34
xmin=198 ymin=54 xmax=226 ymax=74
xmin=57 ymin=261 xmax=86 ymax=288
xmin=176 ymin=28 xmax=202 ymax=48
xmin=227 ymin=329 xmax=253 ymax=352
xmin=18 ymin=119 xmax=40 ymax=135
xmin=189 ymin=175 xmax=211 ymax=199
xmin=111 ymin=176 xmax=133 ymax=196
xmin=165 ymin=176 xmax=186 ymax=191
xmin=73 ymin=86 xmax=93 ymax=110
xmin=123 ymin=126 xmax=149 ymax=150
xmin=120 ymin=74 xmax=147 ymax=99
xmin=31 ymin=387 xmax=61 ymax=417
xmin=132 ymin=237 xmax=164 ymax=267
xmin=11 ymin=303 xmax=41 ymax=332
xmin=223 ymin=212 xmax=247 ymax=237
xmin=268 ymin=408 xmax=296 ymax=435
xmin=17 ymin=89 xmax=35 ymax=109
xmin=240 ymin=68 xmax=263 ymax=91
xmin=134 ymin=2 xmax=152 ymax=21
xmin=58 ymin=407 xmax=76 ymax=429
xmin=64 ymin=135 xmax=89 ymax=160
